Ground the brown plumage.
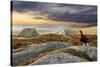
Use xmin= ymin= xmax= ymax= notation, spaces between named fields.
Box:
xmin=79 ymin=30 xmax=89 ymax=43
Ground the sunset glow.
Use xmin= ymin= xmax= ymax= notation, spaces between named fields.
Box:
xmin=12 ymin=11 xmax=89 ymax=26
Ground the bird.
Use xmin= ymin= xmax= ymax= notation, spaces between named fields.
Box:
xmin=79 ymin=30 xmax=93 ymax=59
xmin=79 ymin=30 xmax=89 ymax=46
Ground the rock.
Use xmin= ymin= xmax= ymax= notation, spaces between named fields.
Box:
xmin=64 ymin=29 xmax=78 ymax=36
xmin=66 ymin=46 xmax=97 ymax=61
xmin=56 ymin=29 xmax=77 ymax=36
xmin=18 ymin=28 xmax=39 ymax=37
xmin=12 ymin=42 xmax=72 ymax=65
xmin=56 ymin=30 xmax=65 ymax=35
xmin=12 ymin=42 xmax=97 ymax=66
xmin=30 ymin=53 xmax=88 ymax=65
xmin=30 ymin=45 xmax=97 ymax=65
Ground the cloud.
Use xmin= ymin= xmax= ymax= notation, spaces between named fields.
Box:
xmin=11 ymin=1 xmax=97 ymax=25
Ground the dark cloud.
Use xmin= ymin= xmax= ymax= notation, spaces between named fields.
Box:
xmin=11 ymin=1 xmax=40 ymax=12
xmin=11 ymin=1 xmax=97 ymax=25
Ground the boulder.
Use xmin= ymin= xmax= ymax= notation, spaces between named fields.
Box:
xmin=18 ymin=28 xmax=39 ymax=37
xmin=64 ymin=29 xmax=78 ymax=36
xmin=56 ymin=29 xmax=77 ymax=36
xmin=30 ymin=46 xmax=97 ymax=65
xmin=12 ymin=42 xmax=97 ymax=65
xmin=64 ymin=46 xmax=97 ymax=61
xmin=30 ymin=53 xmax=88 ymax=65
xmin=12 ymin=42 xmax=72 ymax=65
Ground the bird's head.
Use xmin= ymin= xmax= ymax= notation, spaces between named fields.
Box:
xmin=79 ymin=30 xmax=84 ymax=35
xmin=79 ymin=30 xmax=82 ymax=33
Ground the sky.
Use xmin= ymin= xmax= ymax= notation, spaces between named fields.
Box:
xmin=11 ymin=1 xmax=97 ymax=27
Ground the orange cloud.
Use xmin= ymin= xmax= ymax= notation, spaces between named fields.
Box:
xmin=12 ymin=11 xmax=89 ymax=26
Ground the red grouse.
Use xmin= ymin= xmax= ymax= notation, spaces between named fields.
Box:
xmin=79 ymin=30 xmax=89 ymax=46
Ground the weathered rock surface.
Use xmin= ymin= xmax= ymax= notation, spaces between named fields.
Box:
xmin=12 ymin=41 xmax=97 ymax=66
xmin=12 ymin=42 xmax=72 ymax=65
xmin=30 ymin=53 xmax=88 ymax=65
xmin=18 ymin=28 xmax=39 ymax=37
xmin=56 ymin=29 xmax=77 ymax=36
xmin=30 ymin=46 xmax=97 ymax=65
xmin=66 ymin=46 xmax=97 ymax=61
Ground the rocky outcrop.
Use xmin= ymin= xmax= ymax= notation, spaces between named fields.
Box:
xmin=66 ymin=46 xmax=97 ymax=61
xmin=30 ymin=46 xmax=97 ymax=65
xmin=18 ymin=28 xmax=39 ymax=37
xmin=56 ymin=29 xmax=77 ymax=36
xmin=64 ymin=29 xmax=77 ymax=36
xmin=30 ymin=53 xmax=88 ymax=65
xmin=12 ymin=42 xmax=72 ymax=66
xmin=12 ymin=42 xmax=97 ymax=66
